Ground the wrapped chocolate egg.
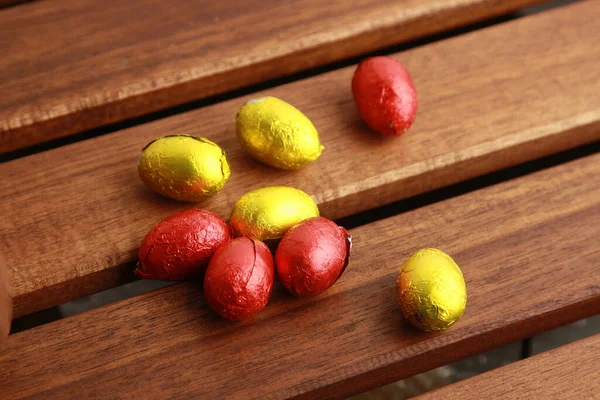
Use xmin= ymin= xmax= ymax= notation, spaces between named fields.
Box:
xmin=138 ymin=135 xmax=230 ymax=202
xmin=229 ymin=186 xmax=319 ymax=241
xmin=236 ymin=96 xmax=324 ymax=169
xmin=397 ymin=248 xmax=466 ymax=332
xmin=352 ymin=56 xmax=418 ymax=136
xmin=276 ymin=217 xmax=351 ymax=296
xmin=136 ymin=209 xmax=232 ymax=281
xmin=204 ymin=237 xmax=275 ymax=321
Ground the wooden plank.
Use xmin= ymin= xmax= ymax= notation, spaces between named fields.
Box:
xmin=2 ymin=149 xmax=600 ymax=399
xmin=1 ymin=0 xmax=599 ymax=318
xmin=0 ymin=0 xmax=545 ymax=153
xmin=418 ymin=334 xmax=600 ymax=399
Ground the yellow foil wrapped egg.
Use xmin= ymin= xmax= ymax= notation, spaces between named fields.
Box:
xmin=229 ymin=186 xmax=319 ymax=241
xmin=138 ymin=135 xmax=230 ymax=202
xmin=236 ymin=96 xmax=324 ymax=170
xmin=397 ymin=248 xmax=467 ymax=332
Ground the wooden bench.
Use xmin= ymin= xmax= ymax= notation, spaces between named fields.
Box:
xmin=417 ymin=334 xmax=600 ymax=399
xmin=1 ymin=0 xmax=599 ymax=398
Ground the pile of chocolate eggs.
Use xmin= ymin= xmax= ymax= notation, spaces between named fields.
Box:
xmin=136 ymin=187 xmax=351 ymax=321
xmin=135 ymin=56 xmax=466 ymax=331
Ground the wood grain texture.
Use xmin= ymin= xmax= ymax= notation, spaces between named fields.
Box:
xmin=418 ymin=334 xmax=600 ymax=399
xmin=2 ymin=0 xmax=600 ymax=318
xmin=0 ymin=0 xmax=545 ymax=153
xmin=2 ymin=149 xmax=600 ymax=399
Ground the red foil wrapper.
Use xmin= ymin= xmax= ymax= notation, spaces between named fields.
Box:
xmin=275 ymin=217 xmax=351 ymax=296
xmin=352 ymin=56 xmax=418 ymax=136
xmin=204 ymin=237 xmax=274 ymax=321
xmin=136 ymin=209 xmax=232 ymax=281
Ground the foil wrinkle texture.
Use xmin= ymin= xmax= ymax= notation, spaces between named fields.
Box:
xmin=275 ymin=217 xmax=351 ymax=296
xmin=397 ymin=248 xmax=466 ymax=332
xmin=136 ymin=209 xmax=232 ymax=281
xmin=229 ymin=186 xmax=319 ymax=241
xmin=352 ymin=56 xmax=418 ymax=136
xmin=138 ymin=135 xmax=230 ymax=202
xmin=236 ymin=96 xmax=323 ymax=170
xmin=204 ymin=237 xmax=274 ymax=320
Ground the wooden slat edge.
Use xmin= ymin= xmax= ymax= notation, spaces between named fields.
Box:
xmin=0 ymin=0 xmax=31 ymax=7
xmin=417 ymin=334 xmax=600 ymax=399
xmin=1 ymin=0 xmax=599 ymax=318
xmin=0 ymin=251 xmax=11 ymax=342
xmin=0 ymin=0 xmax=545 ymax=152
xmin=2 ymin=144 xmax=600 ymax=399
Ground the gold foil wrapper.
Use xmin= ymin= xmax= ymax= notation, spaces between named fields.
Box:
xmin=236 ymin=96 xmax=324 ymax=170
xmin=138 ymin=135 xmax=230 ymax=202
xmin=229 ymin=186 xmax=319 ymax=241
xmin=397 ymin=248 xmax=466 ymax=332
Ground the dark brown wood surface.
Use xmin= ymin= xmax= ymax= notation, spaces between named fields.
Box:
xmin=0 ymin=0 xmax=546 ymax=153
xmin=419 ymin=334 xmax=600 ymax=399
xmin=0 ymin=254 xmax=11 ymax=344
xmin=1 ymin=0 xmax=599 ymax=318
xmin=0 ymin=0 xmax=30 ymax=7
xmin=2 ymin=148 xmax=600 ymax=399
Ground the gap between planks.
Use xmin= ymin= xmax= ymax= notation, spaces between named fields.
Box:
xmin=0 ymin=0 xmax=31 ymax=8
xmin=1 ymin=0 xmax=600 ymax=318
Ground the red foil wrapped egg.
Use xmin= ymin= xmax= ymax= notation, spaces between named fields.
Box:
xmin=204 ymin=237 xmax=275 ymax=321
xmin=275 ymin=217 xmax=351 ymax=296
xmin=352 ymin=56 xmax=418 ymax=136
xmin=136 ymin=209 xmax=232 ymax=281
